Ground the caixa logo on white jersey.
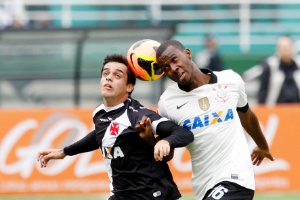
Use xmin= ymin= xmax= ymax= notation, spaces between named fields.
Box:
xmin=101 ymin=146 xmax=124 ymax=159
xmin=183 ymin=108 xmax=234 ymax=131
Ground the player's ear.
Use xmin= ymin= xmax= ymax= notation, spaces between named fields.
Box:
xmin=126 ymin=83 xmax=134 ymax=94
xmin=184 ymin=48 xmax=192 ymax=60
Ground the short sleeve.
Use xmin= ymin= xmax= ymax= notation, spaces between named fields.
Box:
xmin=235 ymin=72 xmax=248 ymax=108
xmin=157 ymin=97 xmax=169 ymax=118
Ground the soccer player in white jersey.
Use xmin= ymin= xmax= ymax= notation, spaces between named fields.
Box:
xmin=155 ymin=40 xmax=274 ymax=200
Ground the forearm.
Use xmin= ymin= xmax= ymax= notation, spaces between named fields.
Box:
xmin=240 ymin=109 xmax=269 ymax=150
xmin=156 ymin=121 xmax=194 ymax=148
xmin=64 ymin=130 xmax=99 ymax=156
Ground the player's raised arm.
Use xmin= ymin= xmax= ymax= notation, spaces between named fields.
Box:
xmin=238 ymin=106 xmax=274 ymax=166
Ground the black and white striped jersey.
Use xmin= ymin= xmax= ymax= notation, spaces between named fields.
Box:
xmin=93 ymin=97 xmax=181 ymax=200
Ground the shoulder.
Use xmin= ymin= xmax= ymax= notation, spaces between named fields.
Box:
xmin=265 ymin=55 xmax=280 ymax=70
xmin=295 ymin=56 xmax=300 ymax=68
xmin=215 ymin=69 xmax=241 ymax=80
xmin=127 ymin=97 xmax=143 ymax=108
xmin=215 ymin=70 xmax=245 ymax=88
xmin=92 ymin=104 xmax=104 ymax=117
xmin=160 ymin=83 xmax=180 ymax=99
xmin=127 ymin=97 xmax=156 ymax=115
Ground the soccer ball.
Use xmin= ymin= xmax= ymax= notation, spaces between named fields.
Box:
xmin=127 ymin=39 xmax=164 ymax=81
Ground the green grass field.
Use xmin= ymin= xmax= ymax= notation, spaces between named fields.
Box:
xmin=1 ymin=193 xmax=300 ymax=200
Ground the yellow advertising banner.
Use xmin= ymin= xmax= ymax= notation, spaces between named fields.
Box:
xmin=0 ymin=105 xmax=299 ymax=195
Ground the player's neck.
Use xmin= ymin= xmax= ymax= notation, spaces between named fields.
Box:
xmin=179 ymin=69 xmax=211 ymax=91
xmin=103 ymin=95 xmax=129 ymax=107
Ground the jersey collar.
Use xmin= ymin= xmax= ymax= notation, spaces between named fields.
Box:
xmin=200 ymin=68 xmax=218 ymax=84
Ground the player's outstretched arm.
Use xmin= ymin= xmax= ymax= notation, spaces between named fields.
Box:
xmin=37 ymin=130 xmax=99 ymax=168
xmin=37 ymin=149 xmax=66 ymax=168
xmin=238 ymin=106 xmax=274 ymax=166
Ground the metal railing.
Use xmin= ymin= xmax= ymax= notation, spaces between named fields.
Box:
xmin=0 ymin=26 xmax=173 ymax=108
xmin=19 ymin=0 xmax=300 ymax=53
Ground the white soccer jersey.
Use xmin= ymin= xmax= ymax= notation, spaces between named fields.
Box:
xmin=158 ymin=69 xmax=255 ymax=199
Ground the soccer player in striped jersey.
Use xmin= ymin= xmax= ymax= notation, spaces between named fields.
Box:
xmin=37 ymin=54 xmax=194 ymax=200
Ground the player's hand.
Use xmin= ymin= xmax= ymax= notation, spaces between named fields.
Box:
xmin=135 ymin=116 xmax=171 ymax=161
xmin=251 ymin=147 xmax=274 ymax=166
xmin=36 ymin=149 xmax=66 ymax=168
xmin=135 ymin=116 xmax=156 ymax=146
xmin=154 ymin=140 xmax=171 ymax=161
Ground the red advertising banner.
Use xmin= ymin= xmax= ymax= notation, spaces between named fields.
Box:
xmin=0 ymin=105 xmax=299 ymax=195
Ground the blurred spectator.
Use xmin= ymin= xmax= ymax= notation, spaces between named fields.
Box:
xmin=258 ymin=35 xmax=300 ymax=106
xmin=30 ymin=13 xmax=53 ymax=29
xmin=0 ymin=0 xmax=29 ymax=30
xmin=195 ymin=34 xmax=225 ymax=71
xmin=26 ymin=5 xmax=53 ymax=29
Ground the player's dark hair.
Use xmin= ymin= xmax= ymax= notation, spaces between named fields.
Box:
xmin=156 ymin=40 xmax=186 ymax=60
xmin=102 ymin=53 xmax=136 ymax=86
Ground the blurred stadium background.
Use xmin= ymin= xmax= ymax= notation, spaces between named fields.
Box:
xmin=1 ymin=0 xmax=300 ymax=199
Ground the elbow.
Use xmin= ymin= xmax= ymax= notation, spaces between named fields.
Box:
xmin=188 ymin=132 xmax=194 ymax=144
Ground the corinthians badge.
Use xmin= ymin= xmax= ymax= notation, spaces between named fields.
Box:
xmin=198 ymin=97 xmax=210 ymax=111
xmin=213 ymin=84 xmax=230 ymax=103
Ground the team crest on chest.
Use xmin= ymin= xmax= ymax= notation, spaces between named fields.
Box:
xmin=213 ymin=84 xmax=230 ymax=103
xmin=110 ymin=122 xmax=120 ymax=136
xmin=198 ymin=97 xmax=210 ymax=111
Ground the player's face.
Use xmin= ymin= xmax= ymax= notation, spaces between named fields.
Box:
xmin=157 ymin=46 xmax=194 ymax=85
xmin=100 ymin=62 xmax=134 ymax=106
